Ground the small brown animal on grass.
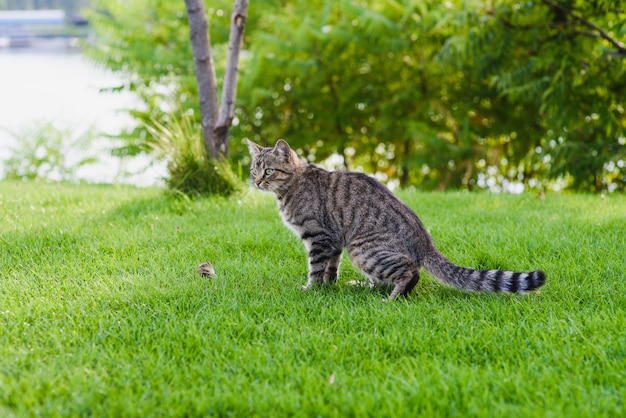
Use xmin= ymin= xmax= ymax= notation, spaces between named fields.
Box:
xmin=197 ymin=261 xmax=216 ymax=278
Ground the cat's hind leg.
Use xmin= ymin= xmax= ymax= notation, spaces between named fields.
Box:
xmin=350 ymin=249 xmax=420 ymax=300
xmin=388 ymin=271 xmax=420 ymax=301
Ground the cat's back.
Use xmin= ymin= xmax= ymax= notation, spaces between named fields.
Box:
xmin=319 ymin=168 xmax=428 ymax=243
xmin=282 ymin=165 xmax=394 ymax=218
xmin=295 ymin=165 xmax=392 ymax=204
xmin=281 ymin=164 xmax=431 ymax=254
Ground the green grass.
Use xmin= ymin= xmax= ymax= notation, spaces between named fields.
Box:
xmin=1 ymin=180 xmax=625 ymax=417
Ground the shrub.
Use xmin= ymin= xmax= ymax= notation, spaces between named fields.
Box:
xmin=146 ymin=113 xmax=241 ymax=197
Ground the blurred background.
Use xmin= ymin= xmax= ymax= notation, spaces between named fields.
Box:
xmin=1 ymin=0 xmax=624 ymax=193
xmin=0 ymin=1 xmax=165 ymax=186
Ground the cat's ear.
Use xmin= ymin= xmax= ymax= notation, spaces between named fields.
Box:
xmin=273 ymin=139 xmax=292 ymax=160
xmin=246 ymin=139 xmax=265 ymax=157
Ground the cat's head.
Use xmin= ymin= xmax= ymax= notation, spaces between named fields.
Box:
xmin=247 ymin=139 xmax=302 ymax=193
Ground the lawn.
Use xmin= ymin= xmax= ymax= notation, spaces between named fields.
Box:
xmin=1 ymin=180 xmax=625 ymax=417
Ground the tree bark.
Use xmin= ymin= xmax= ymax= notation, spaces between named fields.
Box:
xmin=216 ymin=0 xmax=249 ymax=157
xmin=184 ymin=0 xmax=219 ymax=159
xmin=185 ymin=0 xmax=248 ymax=160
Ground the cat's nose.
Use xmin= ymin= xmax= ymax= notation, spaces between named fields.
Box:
xmin=254 ymin=178 xmax=263 ymax=188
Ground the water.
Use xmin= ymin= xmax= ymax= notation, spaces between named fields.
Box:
xmin=0 ymin=47 xmax=166 ymax=186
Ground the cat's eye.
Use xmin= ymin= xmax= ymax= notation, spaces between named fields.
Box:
xmin=250 ymin=168 xmax=257 ymax=176
xmin=264 ymin=168 xmax=274 ymax=176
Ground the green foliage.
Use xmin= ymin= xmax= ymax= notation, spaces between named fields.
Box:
xmin=238 ymin=0 xmax=551 ymax=190
xmin=85 ymin=0 xmax=626 ymax=192
xmin=2 ymin=121 xmax=98 ymax=182
xmin=445 ymin=0 xmax=626 ymax=192
xmin=1 ymin=181 xmax=626 ymax=415
xmin=146 ymin=112 xmax=241 ymax=196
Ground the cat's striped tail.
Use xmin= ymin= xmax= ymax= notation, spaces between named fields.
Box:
xmin=423 ymin=250 xmax=546 ymax=293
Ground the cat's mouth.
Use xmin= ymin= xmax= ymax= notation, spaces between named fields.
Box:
xmin=254 ymin=181 xmax=269 ymax=191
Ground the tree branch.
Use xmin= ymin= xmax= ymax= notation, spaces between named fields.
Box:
xmin=216 ymin=0 xmax=249 ymax=157
xmin=541 ymin=0 xmax=626 ymax=55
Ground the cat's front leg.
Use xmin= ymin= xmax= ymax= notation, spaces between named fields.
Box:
xmin=302 ymin=243 xmax=342 ymax=291
xmin=323 ymin=253 xmax=341 ymax=284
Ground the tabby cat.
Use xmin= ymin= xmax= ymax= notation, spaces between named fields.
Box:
xmin=247 ymin=139 xmax=546 ymax=300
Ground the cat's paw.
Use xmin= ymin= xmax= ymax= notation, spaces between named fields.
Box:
xmin=301 ymin=284 xmax=313 ymax=291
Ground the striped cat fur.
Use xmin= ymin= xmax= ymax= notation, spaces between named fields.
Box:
xmin=247 ymin=140 xmax=546 ymax=300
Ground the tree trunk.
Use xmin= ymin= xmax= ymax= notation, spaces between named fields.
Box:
xmin=184 ymin=0 xmax=248 ymax=160
xmin=184 ymin=0 xmax=219 ymax=159
xmin=215 ymin=0 xmax=248 ymax=157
